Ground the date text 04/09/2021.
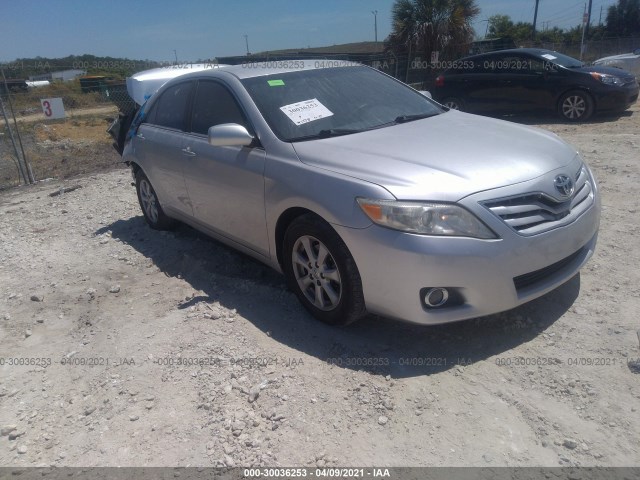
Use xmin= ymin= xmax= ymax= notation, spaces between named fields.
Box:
xmin=243 ymin=467 xmax=391 ymax=478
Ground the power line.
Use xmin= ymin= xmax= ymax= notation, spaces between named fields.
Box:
xmin=539 ymin=2 xmax=584 ymax=25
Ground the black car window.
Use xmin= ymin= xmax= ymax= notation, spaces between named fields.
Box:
xmin=152 ymin=82 xmax=193 ymax=130
xmin=191 ymin=81 xmax=247 ymax=135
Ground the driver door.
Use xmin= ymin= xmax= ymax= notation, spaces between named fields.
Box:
xmin=181 ymin=79 xmax=269 ymax=256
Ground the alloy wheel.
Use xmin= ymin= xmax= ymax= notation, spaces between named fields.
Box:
xmin=139 ymin=178 xmax=159 ymax=224
xmin=562 ymin=95 xmax=586 ymax=119
xmin=291 ymin=235 xmax=342 ymax=311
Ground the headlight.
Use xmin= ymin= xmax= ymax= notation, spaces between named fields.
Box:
xmin=590 ymin=72 xmax=624 ymax=86
xmin=357 ymin=198 xmax=497 ymax=239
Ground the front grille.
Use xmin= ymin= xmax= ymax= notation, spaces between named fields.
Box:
xmin=513 ymin=247 xmax=584 ymax=291
xmin=482 ymin=166 xmax=594 ymax=236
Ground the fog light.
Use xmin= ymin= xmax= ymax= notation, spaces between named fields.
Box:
xmin=424 ymin=288 xmax=449 ymax=308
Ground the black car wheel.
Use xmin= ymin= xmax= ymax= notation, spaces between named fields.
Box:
xmin=135 ymin=170 xmax=176 ymax=230
xmin=558 ymin=90 xmax=594 ymax=122
xmin=283 ymin=214 xmax=366 ymax=326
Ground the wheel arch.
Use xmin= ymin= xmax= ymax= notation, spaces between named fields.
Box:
xmin=556 ymin=87 xmax=597 ymax=109
xmin=129 ymin=161 xmax=142 ymax=176
xmin=274 ymin=207 xmax=322 ymax=269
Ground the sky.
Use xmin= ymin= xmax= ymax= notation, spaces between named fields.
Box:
xmin=0 ymin=0 xmax=620 ymax=63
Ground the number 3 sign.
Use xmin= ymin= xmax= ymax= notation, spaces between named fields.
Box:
xmin=40 ymin=98 xmax=65 ymax=119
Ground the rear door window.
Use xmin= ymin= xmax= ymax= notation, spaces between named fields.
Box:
xmin=151 ymin=82 xmax=194 ymax=130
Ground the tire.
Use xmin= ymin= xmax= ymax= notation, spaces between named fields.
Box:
xmin=135 ymin=170 xmax=176 ymax=230
xmin=558 ymin=90 xmax=594 ymax=122
xmin=283 ymin=214 xmax=366 ymax=326
xmin=442 ymin=97 xmax=465 ymax=111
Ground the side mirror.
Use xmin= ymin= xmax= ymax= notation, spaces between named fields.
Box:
xmin=418 ymin=90 xmax=433 ymax=99
xmin=208 ymin=123 xmax=254 ymax=147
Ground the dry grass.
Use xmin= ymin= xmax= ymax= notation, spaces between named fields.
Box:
xmin=1 ymin=112 xmax=123 ymax=188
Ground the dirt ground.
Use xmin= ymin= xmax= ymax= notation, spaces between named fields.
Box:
xmin=1 ymin=104 xmax=639 ymax=468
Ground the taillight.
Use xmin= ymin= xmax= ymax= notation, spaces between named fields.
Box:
xmin=435 ymin=75 xmax=445 ymax=87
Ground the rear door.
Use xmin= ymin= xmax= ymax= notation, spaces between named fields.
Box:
xmin=452 ymin=56 xmax=501 ymax=112
xmin=477 ymin=53 xmax=530 ymax=111
xmin=134 ymin=81 xmax=194 ymax=217
xmin=181 ymin=79 xmax=269 ymax=256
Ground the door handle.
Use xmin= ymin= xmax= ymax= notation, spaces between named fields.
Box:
xmin=181 ymin=147 xmax=196 ymax=157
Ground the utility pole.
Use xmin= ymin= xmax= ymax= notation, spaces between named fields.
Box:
xmin=244 ymin=35 xmax=250 ymax=56
xmin=580 ymin=3 xmax=588 ymax=60
xmin=371 ymin=10 xmax=378 ymax=43
xmin=585 ymin=0 xmax=593 ymax=36
xmin=173 ymin=50 xmax=178 ymax=64
xmin=480 ymin=19 xmax=489 ymax=38
xmin=532 ymin=0 xmax=540 ymax=40
xmin=599 ymin=5 xmax=603 ymax=26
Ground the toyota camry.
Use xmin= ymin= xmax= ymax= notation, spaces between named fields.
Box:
xmin=119 ymin=60 xmax=600 ymax=326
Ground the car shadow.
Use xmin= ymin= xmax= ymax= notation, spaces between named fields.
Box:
xmin=97 ymin=216 xmax=580 ymax=379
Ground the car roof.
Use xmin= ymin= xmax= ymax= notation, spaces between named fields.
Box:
xmin=462 ymin=48 xmax=561 ymax=61
xmin=171 ymin=59 xmax=363 ymax=81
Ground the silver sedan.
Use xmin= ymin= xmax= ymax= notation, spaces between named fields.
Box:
xmin=122 ymin=60 xmax=600 ymax=325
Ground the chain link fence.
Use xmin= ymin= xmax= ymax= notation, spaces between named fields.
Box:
xmin=0 ymin=81 xmax=134 ymax=190
xmin=1 ymin=35 xmax=637 ymax=190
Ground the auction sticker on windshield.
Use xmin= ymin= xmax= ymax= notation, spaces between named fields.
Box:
xmin=280 ymin=98 xmax=334 ymax=126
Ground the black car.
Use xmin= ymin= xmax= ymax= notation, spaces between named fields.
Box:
xmin=432 ymin=48 xmax=639 ymax=121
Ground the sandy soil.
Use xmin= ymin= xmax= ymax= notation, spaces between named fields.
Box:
xmin=0 ymin=105 xmax=639 ymax=468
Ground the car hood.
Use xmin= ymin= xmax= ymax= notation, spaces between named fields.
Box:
xmin=291 ymin=111 xmax=579 ymax=202
xmin=591 ymin=56 xmax=640 ymax=77
xmin=594 ymin=53 xmax=639 ymax=62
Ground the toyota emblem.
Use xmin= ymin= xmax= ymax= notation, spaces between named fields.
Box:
xmin=554 ymin=174 xmax=574 ymax=197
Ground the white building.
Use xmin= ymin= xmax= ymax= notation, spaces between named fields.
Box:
xmin=29 ymin=69 xmax=86 ymax=82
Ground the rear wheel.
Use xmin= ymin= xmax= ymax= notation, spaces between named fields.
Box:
xmin=442 ymin=97 xmax=465 ymax=111
xmin=135 ymin=170 xmax=175 ymax=230
xmin=558 ymin=90 xmax=594 ymax=122
xmin=283 ymin=215 xmax=366 ymax=326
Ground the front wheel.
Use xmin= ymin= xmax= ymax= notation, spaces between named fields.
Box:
xmin=283 ymin=215 xmax=366 ymax=326
xmin=558 ymin=90 xmax=594 ymax=122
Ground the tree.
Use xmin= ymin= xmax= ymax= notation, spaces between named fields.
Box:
xmin=538 ymin=26 xmax=565 ymax=43
xmin=605 ymin=0 xmax=640 ymax=36
xmin=387 ymin=0 xmax=480 ymax=59
xmin=487 ymin=14 xmax=514 ymax=38
xmin=486 ymin=15 xmax=534 ymax=43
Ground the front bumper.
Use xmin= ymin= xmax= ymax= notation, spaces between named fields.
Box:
xmin=335 ymin=164 xmax=601 ymax=325
xmin=594 ymin=82 xmax=639 ymax=111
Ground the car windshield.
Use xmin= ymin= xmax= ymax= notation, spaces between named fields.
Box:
xmin=536 ymin=51 xmax=584 ymax=68
xmin=241 ymin=65 xmax=443 ymax=142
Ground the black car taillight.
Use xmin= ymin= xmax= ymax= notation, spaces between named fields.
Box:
xmin=435 ymin=75 xmax=445 ymax=87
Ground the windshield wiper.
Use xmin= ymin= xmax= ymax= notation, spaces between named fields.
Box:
xmin=288 ymin=128 xmax=361 ymax=142
xmin=318 ymin=128 xmax=361 ymax=138
xmin=394 ymin=113 xmax=439 ymax=123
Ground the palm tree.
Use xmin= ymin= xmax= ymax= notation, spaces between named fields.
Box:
xmin=387 ymin=0 xmax=480 ymax=60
